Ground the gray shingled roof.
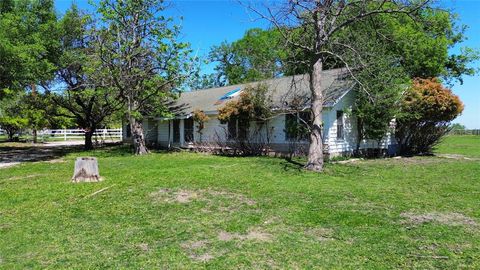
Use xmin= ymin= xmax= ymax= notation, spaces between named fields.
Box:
xmin=172 ymin=68 xmax=354 ymax=116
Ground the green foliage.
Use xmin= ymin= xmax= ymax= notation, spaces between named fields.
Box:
xmin=0 ymin=93 xmax=28 ymax=140
xmin=0 ymin=90 xmax=73 ymax=141
xmin=209 ymin=28 xmax=286 ymax=85
xmin=368 ymin=8 xmax=478 ymax=84
xmin=351 ymin=51 xmax=407 ymax=145
xmin=0 ymin=0 xmax=60 ymax=98
xmin=22 ymin=92 xmax=73 ymax=130
xmin=188 ymin=73 xmax=221 ymax=90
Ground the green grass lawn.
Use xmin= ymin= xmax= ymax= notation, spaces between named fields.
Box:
xmin=0 ymin=138 xmax=479 ymax=269
xmin=435 ymin=135 xmax=480 ymax=158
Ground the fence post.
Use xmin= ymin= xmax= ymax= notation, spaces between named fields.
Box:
xmin=64 ymin=129 xmax=67 ymax=141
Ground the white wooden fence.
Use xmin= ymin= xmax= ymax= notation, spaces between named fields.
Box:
xmin=39 ymin=128 xmax=122 ymax=141
xmin=450 ymin=129 xmax=480 ymax=136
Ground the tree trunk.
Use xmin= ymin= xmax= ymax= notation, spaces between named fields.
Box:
xmin=84 ymin=129 xmax=94 ymax=151
xmin=31 ymin=84 xmax=37 ymax=144
xmin=6 ymin=130 xmax=15 ymax=141
xmin=356 ymin=117 xmax=363 ymax=156
xmin=130 ymin=118 xmax=148 ymax=155
xmin=32 ymin=129 xmax=37 ymax=144
xmin=72 ymin=157 xmax=101 ymax=183
xmin=305 ymin=59 xmax=324 ymax=172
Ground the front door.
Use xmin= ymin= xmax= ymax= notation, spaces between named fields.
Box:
xmin=184 ymin=118 xmax=194 ymax=143
xmin=173 ymin=119 xmax=180 ymax=143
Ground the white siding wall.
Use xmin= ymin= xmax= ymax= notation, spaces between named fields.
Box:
xmin=323 ymin=91 xmax=358 ymax=155
xmin=196 ymin=118 xmax=227 ymax=142
xmin=144 ymin=118 xmax=158 ymax=144
xmin=157 ymin=120 xmax=170 ymax=147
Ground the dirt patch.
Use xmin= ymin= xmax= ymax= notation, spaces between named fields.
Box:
xmin=437 ymin=154 xmax=480 ymax=161
xmin=304 ymin=227 xmax=335 ymax=242
xmin=181 ymin=240 xmax=208 ymax=250
xmin=0 ymin=162 xmax=20 ymax=169
xmin=354 ymin=156 xmax=454 ymax=167
xmin=175 ymin=191 xmax=198 ymax=203
xmin=332 ymin=158 xmax=362 ymax=164
xmin=150 ymin=188 xmax=256 ymax=207
xmin=150 ymin=189 xmax=200 ymax=204
xmin=44 ymin=158 xmax=65 ymax=164
xmin=136 ymin=243 xmax=149 ymax=252
xmin=218 ymin=229 xmax=273 ymax=242
xmin=190 ymin=253 xmax=215 ymax=262
xmin=400 ymin=212 xmax=477 ymax=227
xmin=207 ymin=190 xmax=256 ymax=206
xmin=180 ymin=240 xmax=217 ymax=262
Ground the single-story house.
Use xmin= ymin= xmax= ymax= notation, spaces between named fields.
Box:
xmin=123 ymin=68 xmax=398 ymax=157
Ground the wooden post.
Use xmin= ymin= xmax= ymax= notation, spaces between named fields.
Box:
xmin=72 ymin=157 xmax=102 ymax=183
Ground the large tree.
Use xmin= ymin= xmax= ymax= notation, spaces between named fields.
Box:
xmin=246 ymin=0 xmax=434 ymax=171
xmin=93 ymin=0 xmax=193 ymax=155
xmin=51 ymin=5 xmax=123 ymax=150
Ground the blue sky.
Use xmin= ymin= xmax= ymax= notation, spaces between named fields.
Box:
xmin=54 ymin=0 xmax=479 ymax=129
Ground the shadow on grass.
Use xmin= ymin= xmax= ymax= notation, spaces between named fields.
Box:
xmin=281 ymin=158 xmax=305 ymax=172
xmin=0 ymin=141 xmax=129 ymax=164
xmin=0 ymin=143 xmax=84 ymax=164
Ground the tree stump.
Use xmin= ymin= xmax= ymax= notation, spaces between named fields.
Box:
xmin=72 ymin=157 xmax=102 ymax=183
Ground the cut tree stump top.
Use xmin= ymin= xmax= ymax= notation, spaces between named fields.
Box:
xmin=72 ymin=157 xmax=102 ymax=183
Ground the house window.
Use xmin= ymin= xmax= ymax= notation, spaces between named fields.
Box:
xmin=184 ymin=118 xmax=194 ymax=143
xmin=238 ymin=118 xmax=249 ymax=140
xmin=173 ymin=119 xmax=180 ymax=143
xmin=126 ymin=124 xmax=131 ymax=138
xmin=227 ymin=118 xmax=249 ymax=140
xmin=336 ymin=111 xmax=344 ymax=139
xmin=285 ymin=112 xmax=311 ymax=141
xmin=227 ymin=119 xmax=237 ymax=140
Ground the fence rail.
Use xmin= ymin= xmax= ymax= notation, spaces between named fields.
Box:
xmin=39 ymin=128 xmax=122 ymax=141
xmin=449 ymin=129 xmax=480 ymax=136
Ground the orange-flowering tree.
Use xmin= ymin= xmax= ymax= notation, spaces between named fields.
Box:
xmin=396 ymin=78 xmax=464 ymax=154
xmin=216 ymin=84 xmax=274 ymax=156
xmin=192 ymin=109 xmax=209 ymax=142
xmin=217 ymin=83 xmax=272 ymax=124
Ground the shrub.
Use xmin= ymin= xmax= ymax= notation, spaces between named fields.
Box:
xmin=395 ymin=78 xmax=464 ymax=155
